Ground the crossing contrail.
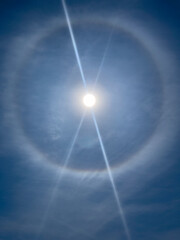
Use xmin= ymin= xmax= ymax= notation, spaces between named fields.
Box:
xmin=61 ymin=1 xmax=131 ymax=239
xmin=93 ymin=29 xmax=114 ymax=87
xmin=91 ymin=111 xmax=131 ymax=240
xmin=35 ymin=112 xmax=86 ymax=240
xmin=61 ymin=0 xmax=87 ymax=89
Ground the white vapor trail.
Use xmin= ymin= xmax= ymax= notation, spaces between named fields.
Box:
xmin=61 ymin=0 xmax=87 ymax=89
xmin=61 ymin=1 xmax=131 ymax=239
xmin=35 ymin=112 xmax=86 ymax=240
xmin=91 ymin=111 xmax=131 ymax=240
xmin=93 ymin=29 xmax=114 ymax=87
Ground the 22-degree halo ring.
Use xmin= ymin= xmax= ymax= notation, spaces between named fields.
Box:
xmin=5 ymin=15 xmax=178 ymax=180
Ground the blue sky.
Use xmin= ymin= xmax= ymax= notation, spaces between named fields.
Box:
xmin=0 ymin=0 xmax=180 ymax=239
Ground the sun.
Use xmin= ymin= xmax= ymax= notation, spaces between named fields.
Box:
xmin=83 ymin=93 xmax=96 ymax=108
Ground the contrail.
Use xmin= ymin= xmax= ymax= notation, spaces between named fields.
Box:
xmin=62 ymin=1 xmax=131 ymax=239
xmin=93 ymin=29 xmax=114 ymax=87
xmin=61 ymin=0 xmax=87 ymax=89
xmin=35 ymin=112 xmax=86 ymax=240
xmin=58 ymin=111 xmax=86 ymax=178
xmin=91 ymin=111 xmax=131 ymax=240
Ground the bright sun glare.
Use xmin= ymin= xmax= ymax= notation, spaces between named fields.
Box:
xmin=83 ymin=93 xmax=96 ymax=108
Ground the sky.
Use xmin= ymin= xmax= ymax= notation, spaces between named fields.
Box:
xmin=0 ymin=0 xmax=180 ymax=239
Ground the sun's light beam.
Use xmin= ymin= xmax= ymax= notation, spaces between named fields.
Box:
xmin=61 ymin=0 xmax=87 ymax=89
xmin=35 ymin=112 xmax=86 ymax=240
xmin=91 ymin=111 xmax=131 ymax=240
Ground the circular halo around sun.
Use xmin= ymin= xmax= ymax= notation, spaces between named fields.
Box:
xmin=83 ymin=93 xmax=96 ymax=108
